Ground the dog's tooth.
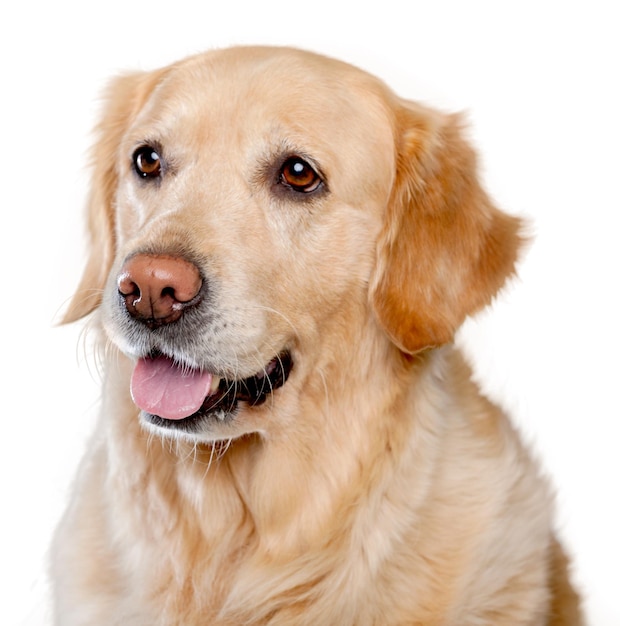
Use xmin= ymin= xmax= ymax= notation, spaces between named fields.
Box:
xmin=209 ymin=376 xmax=221 ymax=395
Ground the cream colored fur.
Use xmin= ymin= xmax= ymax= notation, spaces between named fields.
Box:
xmin=52 ymin=47 xmax=582 ymax=625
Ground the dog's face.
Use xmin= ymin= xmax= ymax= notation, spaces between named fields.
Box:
xmin=66 ymin=47 xmax=521 ymax=443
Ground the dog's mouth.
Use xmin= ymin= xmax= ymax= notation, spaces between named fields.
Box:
xmin=131 ymin=351 xmax=293 ymax=429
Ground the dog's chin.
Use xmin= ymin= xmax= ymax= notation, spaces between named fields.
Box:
xmin=139 ymin=351 xmax=293 ymax=443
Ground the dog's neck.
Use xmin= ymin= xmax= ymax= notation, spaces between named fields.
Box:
xmin=99 ymin=334 xmax=449 ymax=552
xmin=90 ymin=327 xmax=460 ymax=619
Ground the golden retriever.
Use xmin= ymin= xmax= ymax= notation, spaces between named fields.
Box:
xmin=52 ymin=46 xmax=583 ymax=625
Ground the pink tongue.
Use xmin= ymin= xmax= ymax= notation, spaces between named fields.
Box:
xmin=130 ymin=356 xmax=214 ymax=420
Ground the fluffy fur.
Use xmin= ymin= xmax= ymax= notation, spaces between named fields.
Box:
xmin=52 ymin=46 xmax=582 ymax=625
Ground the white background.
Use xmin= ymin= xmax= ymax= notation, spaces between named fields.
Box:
xmin=2 ymin=1 xmax=618 ymax=624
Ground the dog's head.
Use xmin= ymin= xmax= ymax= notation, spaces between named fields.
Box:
xmin=64 ymin=47 xmax=521 ymax=442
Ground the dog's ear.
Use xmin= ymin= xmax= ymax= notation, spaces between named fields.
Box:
xmin=370 ymin=100 xmax=523 ymax=354
xmin=62 ymin=71 xmax=162 ymax=323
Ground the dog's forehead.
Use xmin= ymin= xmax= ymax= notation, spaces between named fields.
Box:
xmin=140 ymin=47 xmax=395 ymax=145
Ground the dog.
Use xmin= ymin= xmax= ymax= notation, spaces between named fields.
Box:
xmin=52 ymin=46 xmax=582 ymax=625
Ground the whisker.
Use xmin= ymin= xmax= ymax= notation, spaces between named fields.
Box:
xmin=249 ymin=304 xmax=301 ymax=340
xmin=52 ymin=288 xmax=105 ymax=326
xmin=216 ymin=438 xmax=233 ymax=462
xmin=202 ymin=442 xmax=218 ymax=478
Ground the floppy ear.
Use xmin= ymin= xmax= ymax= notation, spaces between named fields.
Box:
xmin=370 ymin=100 xmax=523 ymax=354
xmin=62 ymin=71 xmax=162 ymax=323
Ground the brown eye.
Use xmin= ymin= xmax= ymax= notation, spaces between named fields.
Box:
xmin=133 ymin=146 xmax=162 ymax=178
xmin=279 ymin=157 xmax=322 ymax=193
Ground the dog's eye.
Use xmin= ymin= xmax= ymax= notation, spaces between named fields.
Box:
xmin=133 ymin=146 xmax=162 ymax=179
xmin=279 ymin=157 xmax=322 ymax=193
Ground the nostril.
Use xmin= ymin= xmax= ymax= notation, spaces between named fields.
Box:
xmin=116 ymin=254 xmax=203 ymax=325
xmin=118 ymin=273 xmax=141 ymax=298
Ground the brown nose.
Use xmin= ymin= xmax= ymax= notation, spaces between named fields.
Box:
xmin=117 ymin=254 xmax=202 ymax=327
